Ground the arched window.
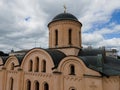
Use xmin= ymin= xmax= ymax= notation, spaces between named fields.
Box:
xmin=28 ymin=60 xmax=33 ymax=72
xmin=69 ymin=64 xmax=75 ymax=75
xmin=11 ymin=63 xmax=14 ymax=70
xmin=35 ymin=57 xmax=39 ymax=72
xmin=34 ymin=81 xmax=39 ymax=90
xmin=26 ymin=80 xmax=31 ymax=90
xmin=9 ymin=77 xmax=14 ymax=90
xmin=71 ymin=89 xmax=75 ymax=90
xmin=44 ymin=83 xmax=49 ymax=90
xmin=69 ymin=87 xmax=76 ymax=90
xmin=55 ymin=30 xmax=58 ymax=46
xmin=68 ymin=29 xmax=72 ymax=45
xmin=41 ymin=60 xmax=46 ymax=72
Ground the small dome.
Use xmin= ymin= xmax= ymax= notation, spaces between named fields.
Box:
xmin=48 ymin=12 xmax=82 ymax=27
xmin=52 ymin=13 xmax=78 ymax=21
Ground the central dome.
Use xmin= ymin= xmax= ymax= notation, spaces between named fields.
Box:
xmin=48 ymin=12 xmax=82 ymax=27
xmin=52 ymin=13 xmax=78 ymax=21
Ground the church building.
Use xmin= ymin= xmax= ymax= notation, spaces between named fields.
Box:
xmin=0 ymin=11 xmax=120 ymax=90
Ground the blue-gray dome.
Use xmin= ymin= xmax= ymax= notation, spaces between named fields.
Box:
xmin=52 ymin=13 xmax=78 ymax=21
xmin=48 ymin=12 xmax=82 ymax=27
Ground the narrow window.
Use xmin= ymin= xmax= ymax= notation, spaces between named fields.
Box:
xmin=55 ymin=30 xmax=58 ymax=46
xmin=42 ymin=60 xmax=46 ymax=72
xmin=35 ymin=81 xmax=39 ymax=90
xmin=9 ymin=78 xmax=14 ymax=90
xmin=70 ymin=65 xmax=75 ymax=75
xmin=79 ymin=31 xmax=81 ymax=46
xmin=26 ymin=80 xmax=31 ymax=90
xmin=11 ymin=63 xmax=14 ymax=70
xmin=29 ymin=60 xmax=33 ymax=72
xmin=44 ymin=83 xmax=49 ymax=90
xmin=69 ymin=29 xmax=72 ymax=45
xmin=35 ymin=57 xmax=39 ymax=72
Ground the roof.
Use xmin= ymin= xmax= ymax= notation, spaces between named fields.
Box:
xmin=52 ymin=13 xmax=78 ymax=21
xmin=15 ymin=55 xmax=26 ymax=65
xmin=44 ymin=49 xmax=66 ymax=69
xmin=0 ymin=55 xmax=25 ymax=65
xmin=0 ymin=56 xmax=9 ymax=64
xmin=0 ymin=51 xmax=8 ymax=56
xmin=78 ymin=48 xmax=105 ymax=56
xmin=78 ymin=49 xmax=120 ymax=76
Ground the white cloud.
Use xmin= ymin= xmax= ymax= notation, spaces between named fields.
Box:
xmin=93 ymin=24 xmax=120 ymax=35
xmin=98 ymin=38 xmax=120 ymax=47
xmin=82 ymin=33 xmax=104 ymax=45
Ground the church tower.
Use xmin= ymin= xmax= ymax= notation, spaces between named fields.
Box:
xmin=48 ymin=11 xmax=82 ymax=55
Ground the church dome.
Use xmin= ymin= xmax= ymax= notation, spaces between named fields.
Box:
xmin=48 ymin=12 xmax=80 ymax=27
xmin=52 ymin=13 xmax=78 ymax=21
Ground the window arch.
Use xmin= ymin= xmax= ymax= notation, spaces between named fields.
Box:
xmin=11 ymin=63 xmax=14 ymax=70
xmin=55 ymin=30 xmax=58 ymax=46
xmin=28 ymin=60 xmax=33 ymax=72
xmin=41 ymin=60 xmax=46 ymax=72
xmin=26 ymin=80 xmax=31 ymax=90
xmin=34 ymin=81 xmax=39 ymax=90
xmin=68 ymin=29 xmax=72 ymax=45
xmin=9 ymin=77 xmax=14 ymax=90
xmin=35 ymin=57 xmax=39 ymax=72
xmin=44 ymin=83 xmax=49 ymax=90
xmin=69 ymin=87 xmax=76 ymax=90
xmin=69 ymin=64 xmax=75 ymax=75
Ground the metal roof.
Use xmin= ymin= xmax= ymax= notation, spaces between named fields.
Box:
xmin=78 ymin=53 xmax=120 ymax=76
xmin=44 ymin=49 xmax=66 ymax=69
xmin=52 ymin=13 xmax=78 ymax=21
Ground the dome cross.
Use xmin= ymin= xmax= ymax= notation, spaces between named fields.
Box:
xmin=64 ymin=5 xmax=67 ymax=13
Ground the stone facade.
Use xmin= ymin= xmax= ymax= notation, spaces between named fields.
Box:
xmin=0 ymin=12 xmax=120 ymax=90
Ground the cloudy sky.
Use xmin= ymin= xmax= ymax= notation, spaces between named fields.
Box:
xmin=0 ymin=0 xmax=120 ymax=55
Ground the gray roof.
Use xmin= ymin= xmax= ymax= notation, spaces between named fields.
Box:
xmin=0 ymin=51 xmax=8 ymax=56
xmin=0 ymin=55 xmax=25 ymax=65
xmin=15 ymin=55 xmax=25 ymax=65
xmin=0 ymin=56 xmax=9 ymax=64
xmin=78 ymin=49 xmax=120 ymax=76
xmin=44 ymin=49 xmax=66 ymax=69
xmin=78 ymin=48 xmax=105 ymax=56
xmin=52 ymin=13 xmax=78 ymax=21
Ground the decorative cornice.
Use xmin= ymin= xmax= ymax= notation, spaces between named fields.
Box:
xmin=24 ymin=72 xmax=52 ymax=78
xmin=64 ymin=75 xmax=82 ymax=81
xmin=84 ymin=74 xmax=102 ymax=78
xmin=7 ymin=70 xmax=18 ymax=74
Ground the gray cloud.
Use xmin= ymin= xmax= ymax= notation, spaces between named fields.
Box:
xmin=0 ymin=0 xmax=120 ymax=55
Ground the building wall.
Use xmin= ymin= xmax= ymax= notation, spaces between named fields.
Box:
xmin=103 ymin=76 xmax=120 ymax=90
xmin=0 ymin=48 xmax=120 ymax=90
xmin=84 ymin=77 xmax=102 ymax=90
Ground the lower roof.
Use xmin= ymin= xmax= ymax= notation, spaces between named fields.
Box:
xmin=78 ymin=52 xmax=120 ymax=76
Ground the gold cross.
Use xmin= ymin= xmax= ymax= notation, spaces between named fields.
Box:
xmin=64 ymin=5 xmax=67 ymax=13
